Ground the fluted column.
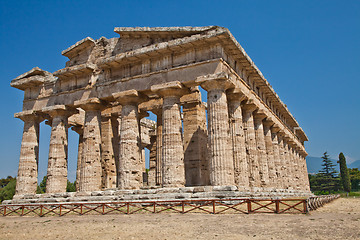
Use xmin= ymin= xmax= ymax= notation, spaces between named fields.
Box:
xmin=75 ymin=98 xmax=103 ymax=192
xmin=270 ymin=125 xmax=282 ymax=188
xmin=263 ymin=119 xmax=276 ymax=187
xmin=242 ymin=103 xmax=260 ymax=187
xmin=227 ymin=90 xmax=249 ymax=189
xmin=147 ymin=131 xmax=157 ymax=186
xmin=277 ymin=132 xmax=287 ymax=189
xmin=100 ymin=113 xmax=117 ymax=189
xmin=15 ymin=113 xmax=41 ymax=195
xmin=72 ymin=126 xmax=83 ymax=192
xmin=201 ymin=79 xmax=235 ymax=186
xmin=113 ymin=90 xmax=146 ymax=189
xmin=44 ymin=106 xmax=73 ymax=193
xmin=155 ymin=111 xmax=163 ymax=186
xmin=282 ymin=137 xmax=292 ymax=189
xmin=253 ymin=111 xmax=270 ymax=187
xmin=301 ymin=154 xmax=311 ymax=191
xmin=152 ymin=82 xmax=187 ymax=187
xmin=288 ymin=144 xmax=299 ymax=190
xmin=294 ymin=148 xmax=303 ymax=190
xmin=183 ymin=96 xmax=207 ymax=186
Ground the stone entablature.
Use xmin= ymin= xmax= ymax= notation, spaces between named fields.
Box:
xmin=10 ymin=26 xmax=310 ymax=199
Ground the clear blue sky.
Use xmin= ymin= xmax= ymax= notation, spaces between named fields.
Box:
xmin=1 ymin=0 xmax=359 ymax=181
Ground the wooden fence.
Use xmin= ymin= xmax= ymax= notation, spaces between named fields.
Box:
xmin=0 ymin=195 xmax=339 ymax=217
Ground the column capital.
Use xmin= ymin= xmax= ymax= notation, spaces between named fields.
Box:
xmin=253 ymin=109 xmax=267 ymax=121
xmin=198 ymin=78 xmax=234 ymax=92
xmin=74 ymin=98 xmax=105 ymax=111
xmin=14 ymin=110 xmax=44 ymax=123
xmin=270 ymin=124 xmax=281 ymax=133
xmin=43 ymin=105 xmax=78 ymax=118
xmin=151 ymin=81 xmax=189 ymax=98
xmin=113 ymin=89 xmax=148 ymax=105
xmin=226 ymin=88 xmax=247 ymax=102
xmin=263 ymin=118 xmax=275 ymax=128
xmin=241 ymin=101 xmax=258 ymax=114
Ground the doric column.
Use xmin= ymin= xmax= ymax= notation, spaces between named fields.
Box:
xmin=270 ymin=124 xmax=282 ymax=188
xmin=300 ymin=153 xmax=311 ymax=191
xmin=294 ymin=148 xmax=303 ymax=190
xmin=227 ymin=89 xmax=249 ymax=189
xmin=15 ymin=112 xmax=42 ymax=195
xmin=287 ymin=144 xmax=298 ymax=190
xmin=100 ymin=112 xmax=117 ymax=189
xmin=43 ymin=105 xmax=74 ymax=193
xmin=147 ymin=130 xmax=157 ymax=186
xmin=200 ymin=79 xmax=235 ymax=186
xmin=113 ymin=90 xmax=146 ymax=190
xmin=75 ymin=98 xmax=103 ymax=192
xmin=242 ymin=102 xmax=260 ymax=187
xmin=277 ymin=131 xmax=287 ymax=189
xmin=71 ymin=125 xmax=83 ymax=192
xmin=182 ymin=89 xmax=207 ymax=186
xmin=253 ymin=110 xmax=270 ymax=187
xmin=152 ymin=82 xmax=186 ymax=187
xmin=282 ymin=137 xmax=292 ymax=189
xmin=154 ymin=110 xmax=163 ymax=186
xmin=263 ymin=119 xmax=277 ymax=187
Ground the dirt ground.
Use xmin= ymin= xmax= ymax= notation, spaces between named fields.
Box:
xmin=0 ymin=197 xmax=359 ymax=240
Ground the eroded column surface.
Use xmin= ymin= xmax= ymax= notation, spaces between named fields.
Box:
xmin=147 ymin=131 xmax=157 ymax=186
xmin=118 ymin=104 xmax=142 ymax=189
xmin=263 ymin=120 xmax=276 ymax=187
xmin=77 ymin=99 xmax=103 ymax=192
xmin=289 ymin=145 xmax=300 ymax=190
xmin=183 ymin=100 xmax=208 ymax=186
xmin=242 ymin=104 xmax=260 ymax=187
xmin=100 ymin=114 xmax=117 ymax=189
xmin=282 ymin=138 xmax=292 ymax=189
xmin=301 ymin=154 xmax=311 ymax=191
xmin=72 ymin=126 xmax=83 ymax=192
xmin=15 ymin=114 xmax=41 ymax=195
xmin=228 ymin=91 xmax=249 ymax=189
xmin=45 ymin=107 xmax=70 ymax=193
xmin=202 ymin=80 xmax=234 ymax=186
xmin=277 ymin=132 xmax=288 ymax=189
xmin=270 ymin=125 xmax=282 ymax=188
xmin=155 ymin=111 xmax=163 ymax=186
xmin=253 ymin=111 xmax=270 ymax=187
xmin=161 ymin=94 xmax=185 ymax=187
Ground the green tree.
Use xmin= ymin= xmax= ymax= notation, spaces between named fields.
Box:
xmin=36 ymin=176 xmax=47 ymax=194
xmin=338 ymin=153 xmax=351 ymax=192
xmin=349 ymin=168 xmax=360 ymax=191
xmin=0 ymin=178 xmax=16 ymax=202
xmin=66 ymin=180 xmax=76 ymax=192
xmin=0 ymin=176 xmax=15 ymax=188
xmin=319 ymin=151 xmax=338 ymax=178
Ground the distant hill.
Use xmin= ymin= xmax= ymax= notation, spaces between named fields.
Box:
xmin=348 ymin=160 xmax=360 ymax=169
xmin=306 ymin=156 xmax=360 ymax=174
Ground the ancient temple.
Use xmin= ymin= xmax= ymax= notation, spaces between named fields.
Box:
xmin=10 ymin=26 xmax=310 ymax=202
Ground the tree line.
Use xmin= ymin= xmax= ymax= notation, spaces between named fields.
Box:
xmin=309 ymin=152 xmax=360 ymax=195
xmin=0 ymin=176 xmax=76 ymax=203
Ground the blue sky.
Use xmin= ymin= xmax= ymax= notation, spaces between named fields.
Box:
xmin=0 ymin=0 xmax=359 ymax=181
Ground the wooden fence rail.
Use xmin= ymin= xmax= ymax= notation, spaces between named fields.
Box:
xmin=0 ymin=196 xmax=339 ymax=217
xmin=306 ymin=194 xmax=340 ymax=211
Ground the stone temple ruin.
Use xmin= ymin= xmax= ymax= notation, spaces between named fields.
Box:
xmin=9 ymin=26 xmax=310 ymax=203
